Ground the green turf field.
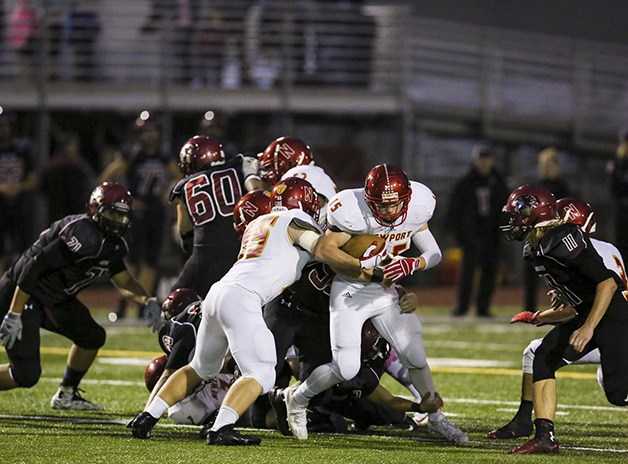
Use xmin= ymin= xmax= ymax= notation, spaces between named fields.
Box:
xmin=0 ymin=305 xmax=626 ymax=463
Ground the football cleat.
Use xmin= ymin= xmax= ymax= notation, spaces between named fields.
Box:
xmin=207 ymin=424 xmax=261 ymax=446
xmin=284 ymin=384 xmax=308 ymax=440
xmin=268 ymin=387 xmax=292 ymax=436
xmin=130 ymin=411 xmax=159 ymax=439
xmin=427 ymin=416 xmax=469 ymax=443
xmin=50 ymin=386 xmax=103 ymax=410
xmin=510 ymin=435 xmax=560 ymax=454
xmin=487 ymin=418 xmax=534 ymax=439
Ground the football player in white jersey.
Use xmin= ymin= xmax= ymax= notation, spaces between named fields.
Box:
xmin=129 ymin=177 xmax=391 ymax=445
xmin=284 ymin=164 xmax=468 ymax=443
xmin=489 ymin=197 xmax=624 ymax=439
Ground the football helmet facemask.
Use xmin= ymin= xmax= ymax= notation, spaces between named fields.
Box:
xmin=364 ymin=164 xmax=412 ymax=226
xmin=500 ymin=184 xmax=557 ymax=241
xmin=270 ymin=177 xmax=319 ymax=222
xmin=178 ymin=135 xmax=225 ymax=175
xmin=161 ymin=288 xmax=202 ymax=320
xmin=88 ymin=182 xmax=133 ymax=237
xmin=258 ymin=136 xmax=314 ymax=184
xmin=233 ymin=190 xmax=272 ymax=236
xmin=557 ymin=197 xmax=596 ymax=234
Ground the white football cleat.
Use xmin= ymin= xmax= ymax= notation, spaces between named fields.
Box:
xmin=284 ymin=385 xmax=308 ymax=440
xmin=427 ymin=415 xmax=468 ymax=443
xmin=51 ymin=386 xmax=103 ymax=410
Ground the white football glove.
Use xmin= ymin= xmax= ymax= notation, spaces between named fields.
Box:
xmin=143 ymin=298 xmax=164 ymax=333
xmin=359 ymin=243 xmax=390 ymax=271
xmin=0 ymin=311 xmax=23 ymax=350
xmin=242 ymin=156 xmax=260 ymax=178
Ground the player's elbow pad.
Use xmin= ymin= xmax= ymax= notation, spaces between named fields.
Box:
xmin=412 ymin=228 xmax=442 ymax=270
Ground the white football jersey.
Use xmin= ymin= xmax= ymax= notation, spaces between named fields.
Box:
xmin=328 ymin=180 xmax=436 ymax=256
xmin=219 ymin=208 xmax=322 ymax=305
xmin=591 ymin=238 xmax=627 ymax=288
xmin=167 ymin=373 xmax=232 ymax=425
xmin=282 ymin=165 xmax=338 ymax=223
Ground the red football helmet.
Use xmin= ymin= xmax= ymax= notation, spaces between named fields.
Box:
xmin=258 ymin=136 xmax=314 ymax=184
xmin=364 ymin=164 xmax=412 ymax=225
xmin=270 ymin=177 xmax=319 ymax=222
xmin=161 ymin=288 xmax=202 ymax=320
xmin=178 ymin=135 xmax=225 ymax=175
xmin=501 ymin=184 xmax=557 ymax=241
xmin=361 ymin=319 xmax=390 ymax=363
xmin=557 ymin=197 xmax=596 ymax=234
xmin=145 ymin=354 xmax=168 ymax=392
xmin=88 ymin=182 xmax=133 ymax=236
xmin=233 ymin=190 xmax=273 ymax=236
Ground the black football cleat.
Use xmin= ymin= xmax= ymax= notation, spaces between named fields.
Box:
xmin=487 ymin=418 xmax=534 ymax=439
xmin=510 ymin=435 xmax=559 ymax=454
xmin=130 ymin=412 xmax=159 ymax=439
xmin=207 ymin=424 xmax=261 ymax=446
xmin=268 ymin=388 xmax=292 ymax=436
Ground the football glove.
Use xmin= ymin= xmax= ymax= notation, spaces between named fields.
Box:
xmin=359 ymin=243 xmax=390 ymax=271
xmin=0 ymin=311 xmax=23 ymax=350
xmin=510 ymin=310 xmax=540 ymax=325
xmin=383 ymin=256 xmax=420 ymax=283
xmin=143 ymin=298 xmax=164 ymax=333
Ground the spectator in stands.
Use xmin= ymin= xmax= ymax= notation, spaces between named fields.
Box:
xmin=0 ymin=110 xmax=37 ymax=275
xmin=100 ymin=114 xmax=179 ymax=319
xmin=523 ymin=147 xmax=571 ymax=311
xmin=607 ymin=127 xmax=628 ymax=263
xmin=40 ymin=131 xmax=97 ymax=223
xmin=7 ymin=0 xmax=40 ymax=80
xmin=66 ymin=0 xmax=101 ymax=82
xmin=446 ymin=142 xmax=509 ymax=318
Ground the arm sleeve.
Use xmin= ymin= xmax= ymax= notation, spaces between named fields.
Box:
xmin=411 ymin=227 xmax=442 ymax=270
xmin=15 ymin=239 xmax=75 ymax=294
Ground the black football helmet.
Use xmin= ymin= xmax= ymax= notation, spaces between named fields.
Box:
xmin=88 ymin=182 xmax=133 ymax=236
xmin=364 ymin=164 xmax=412 ymax=226
xmin=270 ymin=177 xmax=319 ymax=222
xmin=557 ymin=197 xmax=596 ymax=234
xmin=161 ymin=288 xmax=202 ymax=320
xmin=258 ymin=136 xmax=314 ymax=184
xmin=500 ymin=184 xmax=557 ymax=241
xmin=145 ymin=355 xmax=168 ymax=392
xmin=233 ymin=190 xmax=272 ymax=236
xmin=178 ymin=135 xmax=225 ymax=175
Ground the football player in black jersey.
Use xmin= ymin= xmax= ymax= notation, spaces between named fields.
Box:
xmin=500 ymin=185 xmax=628 ymax=454
xmin=168 ymin=135 xmax=263 ymax=297
xmin=100 ymin=115 xmax=179 ymax=319
xmin=0 ymin=182 xmax=159 ymax=410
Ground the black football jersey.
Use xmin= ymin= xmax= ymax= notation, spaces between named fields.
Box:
xmin=7 ymin=215 xmax=128 ymax=306
xmin=125 ymin=147 xmax=173 ymax=203
xmin=525 ymin=223 xmax=622 ymax=315
xmin=169 ymin=155 xmax=245 ymax=248
xmin=158 ymin=303 xmax=202 ymax=371
xmin=283 ymin=261 xmax=335 ymax=315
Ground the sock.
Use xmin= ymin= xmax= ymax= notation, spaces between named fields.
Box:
xmin=210 ymin=406 xmax=239 ymax=432
xmin=145 ymin=396 xmax=169 ymax=419
xmin=61 ymin=367 xmax=87 ymax=388
xmin=293 ymin=363 xmax=342 ymax=406
xmin=534 ymin=418 xmax=554 ymax=438
xmin=514 ymin=398 xmax=533 ymax=421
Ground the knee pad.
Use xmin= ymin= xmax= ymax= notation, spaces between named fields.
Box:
xmin=10 ymin=363 xmax=41 ymax=388
xmin=605 ymin=387 xmax=628 ymax=407
xmin=246 ymin=366 xmax=276 ymax=394
xmin=331 ymin=349 xmax=361 ymax=381
xmin=75 ymin=325 xmax=106 ymax=350
xmin=395 ymin=345 xmax=427 ymax=371
xmin=522 ymin=339 xmax=542 ymax=374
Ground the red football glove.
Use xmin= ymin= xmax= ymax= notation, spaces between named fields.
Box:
xmin=359 ymin=243 xmax=389 ymax=270
xmin=383 ymin=256 xmax=420 ymax=283
xmin=510 ymin=311 xmax=540 ymax=325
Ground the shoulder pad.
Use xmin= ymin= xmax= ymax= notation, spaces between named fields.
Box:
xmin=290 ymin=210 xmax=323 ymax=234
xmin=58 ymin=217 xmax=103 ymax=256
xmin=541 ymin=223 xmax=586 ymax=261
xmin=169 ymin=177 xmax=187 ymax=203
xmin=407 ymin=181 xmax=436 ymax=222
xmin=327 ymin=189 xmax=368 ymax=234
xmin=282 ymin=165 xmax=338 ymax=202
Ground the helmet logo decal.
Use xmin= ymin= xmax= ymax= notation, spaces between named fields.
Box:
xmin=562 ymin=202 xmax=579 ymax=222
xmin=277 ymin=142 xmax=296 ymax=160
xmin=381 ymin=191 xmax=399 ymax=202
xmin=241 ymin=200 xmax=260 ymax=217
xmin=275 ymin=184 xmax=287 ymax=195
